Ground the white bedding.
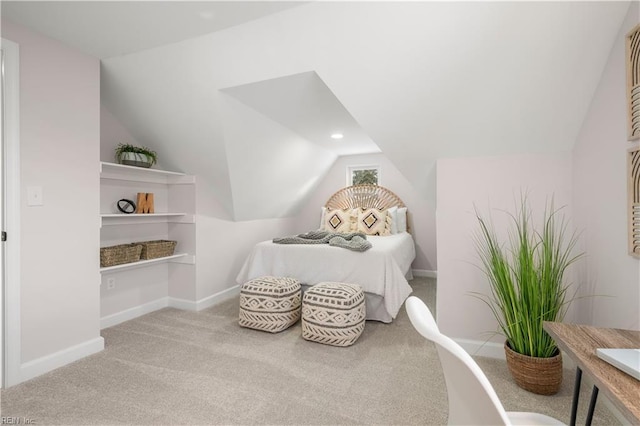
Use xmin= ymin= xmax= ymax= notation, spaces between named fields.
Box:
xmin=236 ymin=232 xmax=416 ymax=322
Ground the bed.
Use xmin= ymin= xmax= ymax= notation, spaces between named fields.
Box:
xmin=236 ymin=185 xmax=416 ymax=323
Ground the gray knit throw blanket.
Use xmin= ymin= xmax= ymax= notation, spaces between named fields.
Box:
xmin=273 ymin=230 xmax=372 ymax=252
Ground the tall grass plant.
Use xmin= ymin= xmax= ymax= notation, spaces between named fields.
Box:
xmin=474 ymin=196 xmax=583 ymax=358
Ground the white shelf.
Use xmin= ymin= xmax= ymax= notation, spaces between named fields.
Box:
xmin=100 ymin=213 xmax=195 ymax=226
xmin=99 ymin=160 xmax=196 ymax=320
xmin=100 ymin=162 xmax=194 ymax=184
xmin=100 ymin=253 xmax=195 ymax=273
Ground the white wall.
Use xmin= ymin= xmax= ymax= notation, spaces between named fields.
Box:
xmin=100 ymin=265 xmax=169 ymax=321
xmin=572 ymin=3 xmax=640 ymax=330
xmin=100 ymin=105 xmax=143 ymax=164
xmin=194 ymin=177 xmax=298 ymax=300
xmin=195 ymin=215 xmax=297 ymax=300
xmin=1 ymin=20 xmax=102 ymax=381
xmin=220 ymin=94 xmax=336 ymax=221
xmin=436 ymin=153 xmax=573 ymax=356
xmin=296 ymin=153 xmax=437 ymax=271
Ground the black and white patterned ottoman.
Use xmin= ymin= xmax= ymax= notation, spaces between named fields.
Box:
xmin=301 ymin=282 xmax=366 ymax=347
xmin=239 ymin=276 xmax=301 ymax=333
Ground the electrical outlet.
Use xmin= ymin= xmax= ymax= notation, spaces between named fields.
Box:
xmin=106 ymin=277 xmax=116 ymax=290
xmin=27 ymin=186 xmax=44 ymax=206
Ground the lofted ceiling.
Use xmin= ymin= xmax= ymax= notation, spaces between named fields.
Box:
xmin=1 ymin=1 xmax=306 ymax=59
xmin=1 ymin=1 xmax=632 ymax=221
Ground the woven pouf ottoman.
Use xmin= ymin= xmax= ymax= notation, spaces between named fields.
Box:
xmin=239 ymin=276 xmax=301 ymax=333
xmin=302 ymin=282 xmax=366 ymax=347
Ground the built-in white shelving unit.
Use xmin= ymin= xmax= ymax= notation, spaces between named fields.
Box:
xmin=99 ymin=161 xmax=197 ymax=327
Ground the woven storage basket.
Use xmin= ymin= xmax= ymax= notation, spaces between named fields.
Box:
xmin=504 ymin=342 xmax=563 ymax=395
xmin=100 ymin=243 xmax=143 ymax=267
xmin=139 ymin=240 xmax=177 ymax=260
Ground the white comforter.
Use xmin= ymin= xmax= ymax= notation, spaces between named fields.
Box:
xmin=236 ymin=232 xmax=416 ymax=320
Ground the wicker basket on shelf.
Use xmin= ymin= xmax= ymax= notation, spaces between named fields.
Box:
xmin=100 ymin=243 xmax=143 ymax=267
xmin=139 ymin=240 xmax=177 ymax=260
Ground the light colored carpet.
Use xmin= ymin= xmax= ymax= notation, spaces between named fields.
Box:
xmin=1 ymin=278 xmax=619 ymax=425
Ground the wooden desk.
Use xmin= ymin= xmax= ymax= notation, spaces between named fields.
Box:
xmin=543 ymin=322 xmax=640 ymax=426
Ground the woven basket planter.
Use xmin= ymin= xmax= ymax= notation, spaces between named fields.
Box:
xmin=139 ymin=240 xmax=177 ymax=260
xmin=100 ymin=243 xmax=143 ymax=267
xmin=504 ymin=342 xmax=563 ymax=395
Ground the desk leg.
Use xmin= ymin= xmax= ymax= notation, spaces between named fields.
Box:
xmin=570 ymin=367 xmax=582 ymax=426
xmin=585 ymin=385 xmax=599 ymax=426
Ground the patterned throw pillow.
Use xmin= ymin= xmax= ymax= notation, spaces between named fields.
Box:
xmin=323 ymin=209 xmax=355 ymax=233
xmin=356 ymin=208 xmax=390 ymax=236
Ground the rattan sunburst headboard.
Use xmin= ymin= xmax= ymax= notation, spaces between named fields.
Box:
xmin=325 ymin=185 xmax=406 ymax=210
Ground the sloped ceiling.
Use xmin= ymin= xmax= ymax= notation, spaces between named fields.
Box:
xmin=46 ymin=2 xmax=632 ymax=220
xmin=220 ymin=71 xmax=379 ymax=220
xmin=222 ymin=71 xmax=380 ymax=157
xmin=1 ymin=1 xmax=305 ymax=58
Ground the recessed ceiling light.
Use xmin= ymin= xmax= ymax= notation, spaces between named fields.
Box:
xmin=331 ymin=133 xmax=344 ymax=140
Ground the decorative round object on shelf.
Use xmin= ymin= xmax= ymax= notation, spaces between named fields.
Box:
xmin=117 ymin=199 xmax=137 ymax=214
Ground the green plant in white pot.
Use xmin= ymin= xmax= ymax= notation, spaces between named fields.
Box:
xmin=115 ymin=143 xmax=157 ymax=168
xmin=474 ymin=196 xmax=584 ymax=395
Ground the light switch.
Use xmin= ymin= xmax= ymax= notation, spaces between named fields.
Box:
xmin=27 ymin=186 xmax=43 ymax=206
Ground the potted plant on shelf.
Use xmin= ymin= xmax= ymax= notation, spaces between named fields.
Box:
xmin=115 ymin=143 xmax=157 ymax=168
xmin=473 ymin=196 xmax=584 ymax=395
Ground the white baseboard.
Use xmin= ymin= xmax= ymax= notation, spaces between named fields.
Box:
xmin=19 ymin=337 xmax=104 ymax=384
xmin=167 ymin=296 xmax=197 ymax=311
xmin=455 ymin=338 xmax=506 ymax=360
xmin=192 ymin=285 xmax=240 ymax=311
xmin=412 ymin=269 xmax=437 ymax=278
xmin=100 ymin=286 xmax=242 ymax=328
xmin=169 ymin=285 xmax=240 ymax=311
xmin=101 ymin=297 xmax=169 ymax=330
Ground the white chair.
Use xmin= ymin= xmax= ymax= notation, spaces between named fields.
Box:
xmin=405 ymin=296 xmax=565 ymax=426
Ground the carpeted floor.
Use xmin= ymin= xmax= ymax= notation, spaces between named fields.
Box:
xmin=1 ymin=278 xmax=619 ymax=425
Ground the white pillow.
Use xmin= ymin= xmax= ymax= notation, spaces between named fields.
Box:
xmin=319 ymin=207 xmax=327 ymax=230
xmin=396 ymin=207 xmax=408 ymax=233
xmin=387 ymin=206 xmax=398 ymax=234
